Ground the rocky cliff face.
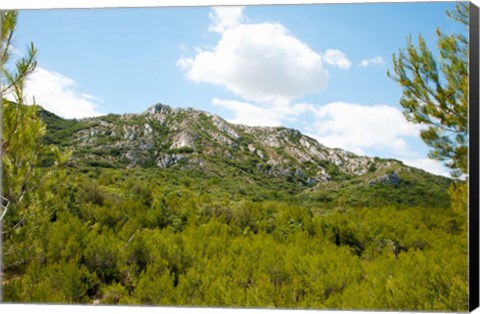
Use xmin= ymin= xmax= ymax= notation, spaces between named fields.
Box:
xmin=43 ymin=103 xmax=419 ymax=186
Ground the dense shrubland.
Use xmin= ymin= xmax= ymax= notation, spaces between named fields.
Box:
xmin=2 ymin=166 xmax=468 ymax=311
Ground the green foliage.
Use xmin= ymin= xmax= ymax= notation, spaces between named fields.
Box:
xmin=308 ymin=168 xmax=451 ymax=210
xmin=168 ymin=147 xmax=194 ymax=154
xmin=4 ymin=261 xmax=93 ymax=303
xmin=388 ymin=3 xmax=469 ymax=176
xmin=1 ymin=11 xmax=71 ymax=227
xmin=1 ymin=166 xmax=468 ymax=311
xmin=100 ymin=113 xmax=121 ymax=124
xmin=38 ymin=109 xmax=93 ymax=146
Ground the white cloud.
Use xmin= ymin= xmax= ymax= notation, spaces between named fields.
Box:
xmin=178 ymin=10 xmax=328 ymax=104
xmin=323 ymin=49 xmax=352 ymax=70
xmin=177 ymin=9 xmax=443 ymax=177
xmin=391 ymin=138 xmax=415 ymax=156
xmin=212 ymin=98 xmax=282 ymax=127
xmin=359 ymin=56 xmax=386 ymax=67
xmin=210 ymin=96 xmax=446 ymax=177
xmin=24 ymin=66 xmax=104 ymax=119
xmin=401 ymin=158 xmax=451 ymax=177
xmin=209 ymin=6 xmax=246 ymax=33
xmin=307 ymin=102 xmax=421 ymax=155
xmin=80 ymin=93 xmax=102 ymax=102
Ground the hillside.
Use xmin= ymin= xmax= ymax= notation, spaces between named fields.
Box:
xmin=41 ymin=103 xmax=378 ymax=175
xmin=1 ymin=103 xmax=466 ymax=310
xmin=38 ymin=103 xmax=451 ymax=208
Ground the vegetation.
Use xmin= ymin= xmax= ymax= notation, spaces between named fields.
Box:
xmin=1 ymin=12 xmax=70 ymax=225
xmin=38 ymin=109 xmax=95 ymax=146
xmin=389 ymin=3 xmax=469 ymax=177
xmin=1 ymin=166 xmax=468 ymax=311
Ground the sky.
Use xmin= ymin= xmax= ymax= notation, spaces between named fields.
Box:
xmin=10 ymin=1 xmax=466 ymax=177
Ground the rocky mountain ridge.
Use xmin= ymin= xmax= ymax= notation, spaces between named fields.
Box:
xmin=40 ymin=103 xmax=436 ymax=187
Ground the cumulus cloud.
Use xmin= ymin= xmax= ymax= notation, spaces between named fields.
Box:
xmin=306 ymin=102 xmax=421 ymax=156
xmin=401 ymin=158 xmax=451 ymax=177
xmin=323 ymin=49 xmax=352 ymax=70
xmin=23 ymin=66 xmax=104 ymax=119
xmin=178 ymin=9 xmax=328 ymax=104
xmin=359 ymin=56 xmax=386 ymax=67
xmin=213 ymin=97 xmax=446 ymax=176
xmin=209 ymin=6 xmax=246 ymax=33
xmin=177 ymin=8 xmax=443 ymax=177
xmin=212 ymin=98 xmax=283 ymax=127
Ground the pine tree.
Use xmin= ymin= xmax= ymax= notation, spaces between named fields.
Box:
xmin=1 ymin=11 xmax=70 ymax=225
xmin=388 ymin=3 xmax=469 ymax=177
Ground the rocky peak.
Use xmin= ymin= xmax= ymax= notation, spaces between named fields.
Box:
xmin=145 ymin=103 xmax=173 ymax=115
xmin=42 ymin=102 xmax=422 ymax=186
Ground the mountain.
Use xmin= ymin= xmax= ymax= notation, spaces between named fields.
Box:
xmin=3 ymin=104 xmax=463 ymax=308
xmin=38 ymin=103 xmax=451 ymax=208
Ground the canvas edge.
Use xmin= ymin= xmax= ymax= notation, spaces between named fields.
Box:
xmin=469 ymin=1 xmax=480 ymax=312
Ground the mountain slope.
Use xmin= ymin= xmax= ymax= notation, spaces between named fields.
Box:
xmin=42 ymin=104 xmax=402 ymax=179
xmin=2 ymin=104 xmax=464 ymax=308
xmin=38 ymin=103 xmax=451 ymax=209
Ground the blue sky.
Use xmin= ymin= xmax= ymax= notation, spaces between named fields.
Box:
xmin=12 ymin=2 xmax=463 ymax=176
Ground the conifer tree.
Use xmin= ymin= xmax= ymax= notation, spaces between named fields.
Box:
xmin=1 ymin=11 xmax=70 ymax=224
xmin=388 ymin=3 xmax=469 ymax=177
